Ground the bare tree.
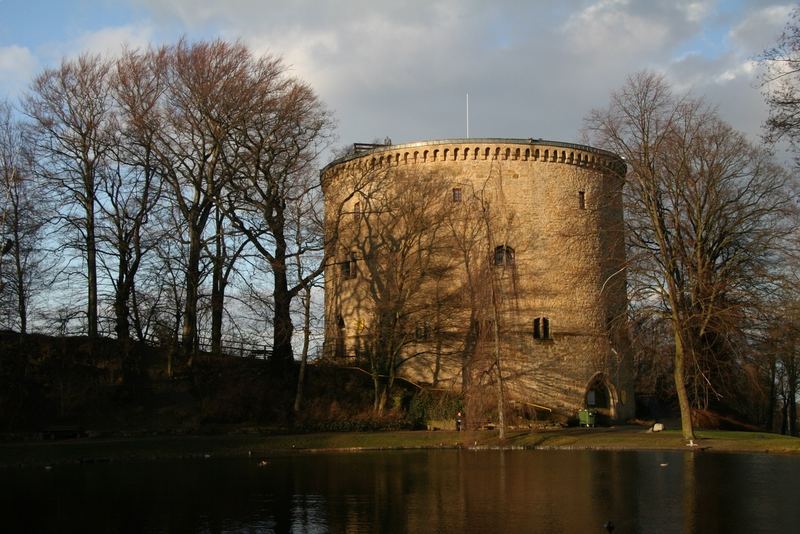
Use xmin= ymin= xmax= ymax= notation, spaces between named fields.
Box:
xmin=437 ymin=182 xmax=509 ymax=434
xmin=94 ymin=49 xmax=167 ymax=344
xmin=24 ymin=55 xmax=116 ymax=339
xmin=586 ymin=72 xmax=796 ymax=439
xmin=333 ymin=167 xmax=457 ymax=414
xmin=760 ymin=272 xmax=800 ymax=435
xmin=291 ymin=194 xmax=324 ymax=411
xmin=330 ymin=159 xmax=520 ymax=426
xmin=224 ymin=74 xmax=334 ymax=363
xmin=478 ymin=194 xmax=511 ymax=439
xmin=148 ymin=220 xmax=188 ymax=377
xmin=203 ymin=203 xmax=250 ymax=356
xmin=0 ymin=101 xmax=51 ymax=332
xmin=761 ymin=7 xmax=800 ymax=165
xmin=149 ymin=40 xmax=264 ymax=358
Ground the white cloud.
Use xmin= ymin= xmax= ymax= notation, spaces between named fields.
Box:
xmin=559 ymin=0 xmax=736 ymax=67
xmin=114 ymin=1 xmax=795 ymax=151
xmin=561 ymin=0 xmax=675 ymax=63
xmin=729 ymin=4 xmax=794 ymax=52
xmin=132 ymin=0 xmax=222 ymax=28
xmin=69 ymin=24 xmax=156 ymax=58
xmin=0 ymin=45 xmax=36 ymax=73
xmin=0 ymin=45 xmax=38 ymax=96
xmin=714 ymin=59 xmax=757 ymax=84
xmin=34 ymin=24 xmax=157 ymax=66
xmin=681 ymin=1 xmax=714 ymax=23
xmin=243 ymin=28 xmax=341 ymax=94
xmin=136 ymin=0 xmax=451 ymax=32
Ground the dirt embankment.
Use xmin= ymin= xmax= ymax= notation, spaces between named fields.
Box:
xmin=0 ymin=331 xmax=417 ymax=438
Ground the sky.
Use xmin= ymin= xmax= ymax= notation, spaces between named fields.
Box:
xmin=0 ymin=0 xmax=795 ymax=158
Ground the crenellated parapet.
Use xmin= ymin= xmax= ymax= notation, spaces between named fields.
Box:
xmin=321 ymin=138 xmax=626 ymax=181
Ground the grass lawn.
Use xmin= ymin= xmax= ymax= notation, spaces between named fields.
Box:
xmin=2 ymin=427 xmax=799 ymax=468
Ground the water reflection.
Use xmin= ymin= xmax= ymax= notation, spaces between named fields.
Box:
xmin=3 ymin=449 xmax=800 ymax=533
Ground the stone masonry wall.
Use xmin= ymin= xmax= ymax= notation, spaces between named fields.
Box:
xmin=322 ymin=138 xmax=635 ymax=421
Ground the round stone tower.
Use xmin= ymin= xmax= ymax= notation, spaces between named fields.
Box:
xmin=322 ymin=138 xmax=635 ymax=422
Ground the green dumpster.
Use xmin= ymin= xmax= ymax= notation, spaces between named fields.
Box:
xmin=578 ymin=409 xmax=596 ymax=427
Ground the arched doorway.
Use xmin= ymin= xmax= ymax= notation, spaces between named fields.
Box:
xmin=584 ymin=373 xmax=617 ymax=425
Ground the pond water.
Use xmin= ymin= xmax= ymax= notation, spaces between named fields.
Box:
xmin=3 ymin=449 xmax=799 ymax=533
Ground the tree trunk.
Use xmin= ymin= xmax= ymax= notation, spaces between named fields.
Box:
xmin=210 ymin=286 xmax=223 ymax=356
xmin=788 ymin=356 xmax=798 ymax=436
xmin=432 ymin=287 xmax=444 ymax=387
xmin=484 ymin=202 xmax=506 ymax=440
xmin=293 ymin=285 xmax=312 ymax=412
xmin=490 ymin=281 xmax=506 ymax=440
xmin=374 ymin=377 xmax=387 ymax=415
xmin=780 ymin=397 xmax=788 ymax=435
xmin=387 ymin=367 xmax=396 ymax=413
xmin=12 ymin=222 xmax=26 ymax=334
xmin=272 ymin=263 xmax=294 ymax=363
xmin=114 ymin=293 xmax=130 ymax=342
xmin=182 ymin=223 xmax=202 ymax=361
xmin=115 ymin=245 xmax=131 ymax=341
xmin=86 ymin=196 xmax=98 ymax=340
xmin=461 ymin=312 xmax=478 ymax=397
xmin=433 ymin=336 xmax=442 ymax=387
xmin=210 ymin=208 xmax=225 ymax=356
xmin=130 ymin=283 xmax=145 ymax=342
xmin=674 ymin=329 xmax=696 ymax=440
xmin=766 ymin=357 xmax=777 ymax=431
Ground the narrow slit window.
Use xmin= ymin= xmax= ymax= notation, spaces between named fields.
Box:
xmin=452 ymin=187 xmax=462 ymax=202
xmin=354 ymin=201 xmax=361 ymax=221
xmin=578 ymin=191 xmax=586 ymax=210
xmin=415 ymin=321 xmax=431 ymax=341
xmin=533 ymin=317 xmax=550 ymax=340
xmin=341 ymin=253 xmax=357 ymax=279
xmin=494 ymin=245 xmax=515 ymax=266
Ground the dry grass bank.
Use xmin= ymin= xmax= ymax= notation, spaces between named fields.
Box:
xmin=2 ymin=427 xmax=798 ymax=468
